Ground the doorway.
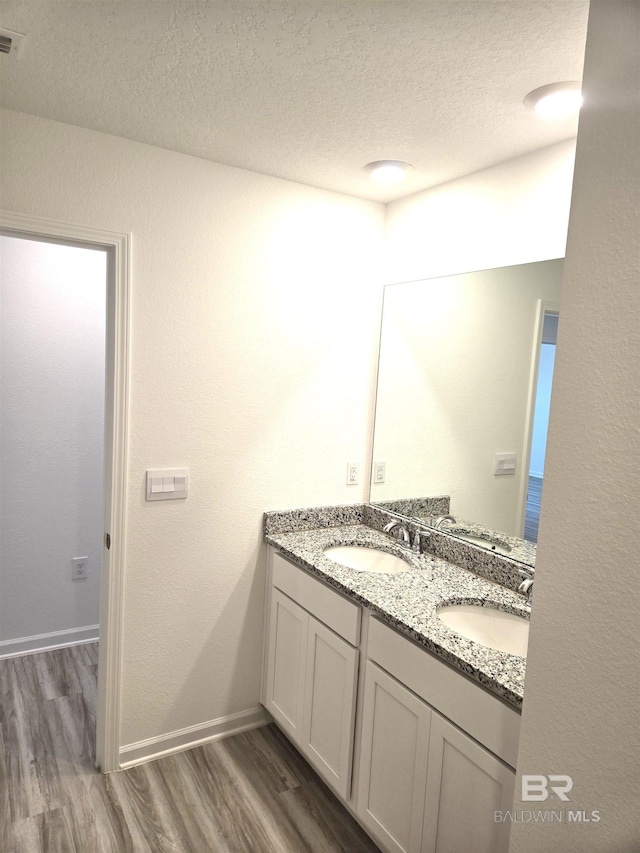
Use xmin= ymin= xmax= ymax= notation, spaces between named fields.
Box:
xmin=523 ymin=308 xmax=558 ymax=542
xmin=0 ymin=236 xmax=107 ymax=657
xmin=0 ymin=211 xmax=130 ymax=772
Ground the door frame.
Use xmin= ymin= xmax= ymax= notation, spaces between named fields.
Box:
xmin=0 ymin=210 xmax=130 ymax=772
xmin=517 ymin=299 xmax=559 ymax=538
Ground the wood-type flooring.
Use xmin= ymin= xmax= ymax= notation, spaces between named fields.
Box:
xmin=0 ymin=644 xmax=378 ymax=852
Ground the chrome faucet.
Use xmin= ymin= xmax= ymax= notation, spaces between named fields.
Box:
xmin=383 ymin=520 xmax=410 ymax=547
xmin=518 ymin=569 xmax=534 ymax=607
xmin=433 ymin=515 xmax=456 ymax=530
xmin=411 ymin=529 xmax=431 ymax=554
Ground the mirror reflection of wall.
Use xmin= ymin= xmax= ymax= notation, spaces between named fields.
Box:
xmin=370 ymin=259 xmax=563 ymax=541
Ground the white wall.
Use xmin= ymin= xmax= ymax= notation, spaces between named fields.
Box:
xmin=371 ymin=261 xmax=562 ymax=536
xmin=384 ymin=139 xmax=576 ymax=284
xmin=0 ymin=109 xmax=385 ymax=746
xmin=511 ymin=3 xmax=639 ymax=851
xmin=0 ymin=237 xmax=105 ymax=649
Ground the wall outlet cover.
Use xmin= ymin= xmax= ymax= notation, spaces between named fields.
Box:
xmin=72 ymin=556 xmax=89 ymax=579
xmin=346 ymin=462 xmax=359 ymax=485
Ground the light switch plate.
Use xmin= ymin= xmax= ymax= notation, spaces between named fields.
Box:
xmin=146 ymin=468 xmax=189 ymax=500
xmin=494 ymin=453 xmax=517 ymax=476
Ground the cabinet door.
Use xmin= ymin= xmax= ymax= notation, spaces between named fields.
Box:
xmin=357 ymin=662 xmax=431 ymax=853
xmin=264 ymin=588 xmax=308 ymax=741
xmin=301 ymin=615 xmax=359 ymax=800
xmin=421 ymin=712 xmax=516 ymax=853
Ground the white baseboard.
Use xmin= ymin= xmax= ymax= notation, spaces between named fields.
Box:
xmin=119 ymin=705 xmax=269 ymax=769
xmin=0 ymin=624 xmax=100 ymax=659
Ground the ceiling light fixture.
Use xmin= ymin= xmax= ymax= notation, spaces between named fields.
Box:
xmin=364 ymin=160 xmax=413 ymax=185
xmin=524 ymin=82 xmax=582 ymax=120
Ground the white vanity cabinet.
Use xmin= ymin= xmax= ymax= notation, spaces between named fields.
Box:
xmin=263 ymin=551 xmax=361 ymax=799
xmin=357 ymin=618 xmax=519 ymax=853
xmin=263 ymin=547 xmax=522 ymax=853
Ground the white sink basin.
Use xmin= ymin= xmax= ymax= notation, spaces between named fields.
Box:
xmin=438 ymin=604 xmax=529 ymax=656
xmin=324 ymin=545 xmax=410 ymax=575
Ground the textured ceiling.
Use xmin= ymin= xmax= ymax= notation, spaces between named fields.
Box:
xmin=0 ymin=1 xmax=589 ymax=202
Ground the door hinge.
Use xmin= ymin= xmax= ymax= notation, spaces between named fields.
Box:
xmin=105 ymin=533 xmax=111 ymax=550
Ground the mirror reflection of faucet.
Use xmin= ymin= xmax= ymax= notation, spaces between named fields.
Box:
xmin=433 ymin=515 xmax=456 ymax=530
xmin=518 ymin=568 xmax=534 ymax=607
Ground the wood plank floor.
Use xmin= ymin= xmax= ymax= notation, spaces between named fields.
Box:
xmin=0 ymin=644 xmax=379 ymax=852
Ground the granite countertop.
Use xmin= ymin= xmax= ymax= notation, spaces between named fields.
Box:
xmin=265 ymin=522 xmax=528 ymax=710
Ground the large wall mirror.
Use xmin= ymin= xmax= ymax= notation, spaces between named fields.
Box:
xmin=369 ymin=258 xmax=563 ymax=566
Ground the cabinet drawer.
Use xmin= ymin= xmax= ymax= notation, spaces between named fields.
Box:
xmin=368 ymin=618 xmax=520 ymax=769
xmin=271 ymin=551 xmax=361 ymax=645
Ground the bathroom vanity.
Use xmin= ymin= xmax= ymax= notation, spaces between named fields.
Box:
xmin=261 ymin=506 xmax=528 ymax=853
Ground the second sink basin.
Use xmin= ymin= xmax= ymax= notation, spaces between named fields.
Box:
xmin=324 ymin=545 xmax=410 ymax=575
xmin=438 ymin=603 xmax=529 ymax=656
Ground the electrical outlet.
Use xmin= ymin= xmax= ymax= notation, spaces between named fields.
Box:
xmin=374 ymin=461 xmax=386 ymax=483
xmin=346 ymin=462 xmax=359 ymax=485
xmin=72 ymin=557 xmax=89 ymax=580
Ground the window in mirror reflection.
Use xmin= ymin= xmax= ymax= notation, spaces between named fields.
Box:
xmin=525 ymin=311 xmax=558 ymax=542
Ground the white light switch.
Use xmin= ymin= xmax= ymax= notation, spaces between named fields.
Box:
xmin=494 ymin=453 xmax=517 ymax=476
xmin=146 ymin=469 xmax=189 ymax=501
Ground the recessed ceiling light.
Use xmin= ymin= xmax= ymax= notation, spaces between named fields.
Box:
xmin=364 ymin=160 xmax=414 ymax=185
xmin=524 ymin=82 xmax=583 ymax=120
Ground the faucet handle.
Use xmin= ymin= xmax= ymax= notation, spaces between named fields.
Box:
xmin=412 ymin=530 xmax=431 ymax=553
